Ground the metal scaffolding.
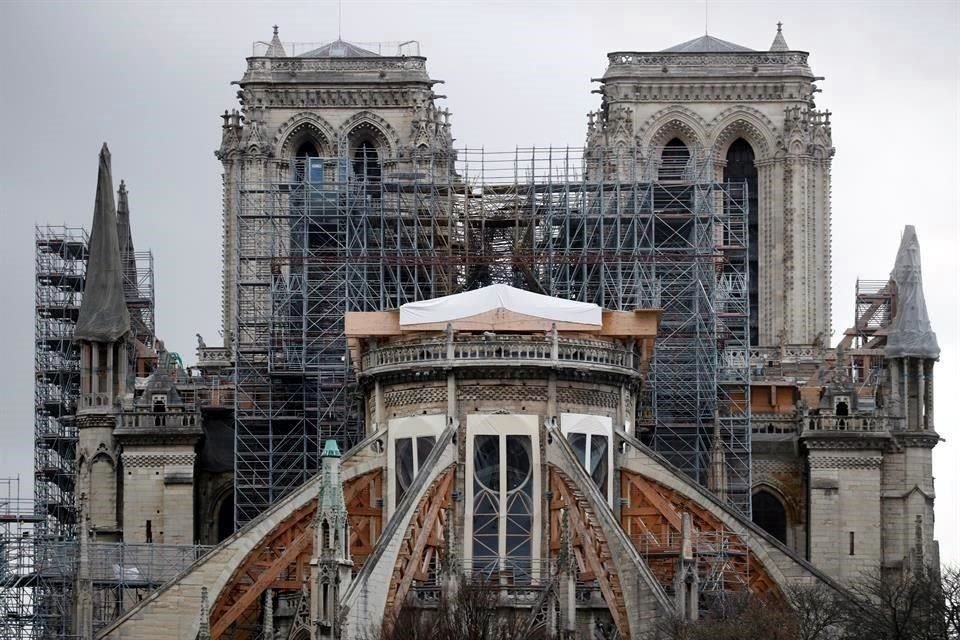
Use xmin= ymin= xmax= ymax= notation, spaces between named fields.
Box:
xmin=122 ymin=248 xmax=156 ymax=357
xmin=34 ymin=225 xmax=88 ymax=539
xmin=233 ymin=146 xmax=751 ymax=524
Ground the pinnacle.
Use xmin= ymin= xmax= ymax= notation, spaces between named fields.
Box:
xmin=770 ymin=21 xmax=790 ymax=52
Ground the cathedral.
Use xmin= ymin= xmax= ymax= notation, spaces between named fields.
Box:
xmin=21 ymin=22 xmax=942 ymax=640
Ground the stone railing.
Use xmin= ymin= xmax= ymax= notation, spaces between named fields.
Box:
xmin=606 ymin=51 xmax=809 ymax=68
xmin=243 ymin=55 xmax=427 ymax=79
xmin=801 ymin=414 xmax=895 ymax=434
xmin=751 ymin=413 xmax=800 ymax=435
xmin=360 ymin=335 xmax=638 ymax=378
xmin=118 ymin=412 xmax=201 ymax=430
xmin=197 ymin=346 xmax=231 ymax=366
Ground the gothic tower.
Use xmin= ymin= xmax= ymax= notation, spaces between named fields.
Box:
xmin=218 ymin=27 xmax=455 ymax=346
xmin=218 ymin=28 xmax=457 ymax=524
xmin=74 ymin=143 xmax=130 ymax=542
xmin=880 ymin=226 xmax=940 ymax=573
xmin=586 ymin=25 xmax=834 ymax=347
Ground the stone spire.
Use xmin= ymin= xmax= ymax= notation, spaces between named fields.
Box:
xmin=316 ymin=439 xmax=347 ymax=531
xmin=75 ymin=144 xmax=131 ymax=343
xmin=706 ymin=416 xmax=728 ymax=502
xmin=312 ymin=439 xmax=352 ymax=638
xmin=769 ymin=22 xmax=790 ymax=52
xmin=265 ymin=25 xmax=286 ymax=57
xmin=885 ymin=226 xmax=939 ymax=360
xmin=116 ymin=180 xmax=137 ymax=297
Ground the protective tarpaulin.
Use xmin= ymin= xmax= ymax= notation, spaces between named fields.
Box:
xmin=74 ymin=143 xmax=131 ymax=343
xmin=884 ymin=225 xmax=939 ymax=360
xmin=399 ymin=284 xmax=602 ymax=326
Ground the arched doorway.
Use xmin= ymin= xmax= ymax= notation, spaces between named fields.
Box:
xmin=752 ymin=489 xmax=787 ymax=544
xmin=724 ymin=138 xmax=759 ymax=346
xmin=217 ymin=492 xmax=235 ymax=543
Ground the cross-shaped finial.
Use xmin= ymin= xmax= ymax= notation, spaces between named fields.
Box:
xmin=777 ymin=21 xmax=783 ymax=33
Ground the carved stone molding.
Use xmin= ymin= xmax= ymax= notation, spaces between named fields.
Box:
xmin=121 ymin=453 xmax=196 ymax=468
xmin=808 ymin=455 xmax=882 ymax=470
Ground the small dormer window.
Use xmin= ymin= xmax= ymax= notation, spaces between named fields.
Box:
xmin=152 ymin=394 xmax=167 ymax=413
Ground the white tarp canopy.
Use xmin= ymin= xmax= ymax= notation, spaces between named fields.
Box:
xmin=399 ymin=284 xmax=602 ymax=326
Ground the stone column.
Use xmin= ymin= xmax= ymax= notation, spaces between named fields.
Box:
xmin=923 ymin=360 xmax=934 ymax=430
xmin=916 ymin=359 xmax=925 ymax=430
xmin=106 ymin=342 xmax=114 ymax=405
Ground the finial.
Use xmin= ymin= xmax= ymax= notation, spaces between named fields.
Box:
xmin=272 ymin=25 xmax=279 ymax=37
xmin=322 ymin=439 xmax=341 ymax=458
xmin=777 ymin=21 xmax=783 ymax=33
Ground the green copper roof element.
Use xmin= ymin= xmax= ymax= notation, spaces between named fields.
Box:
xmin=322 ymin=439 xmax=342 ymax=458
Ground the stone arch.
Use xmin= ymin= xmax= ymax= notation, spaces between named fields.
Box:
xmin=636 ymin=106 xmax=709 ymax=157
xmin=274 ymin=112 xmax=337 ymax=160
xmin=752 ymin=486 xmax=789 ymax=544
xmin=90 ymin=446 xmax=115 ymax=468
xmin=210 ymin=483 xmax=235 ymax=543
xmin=337 ymin=111 xmax=401 ymax=159
xmin=709 ymin=107 xmax=777 ymax=162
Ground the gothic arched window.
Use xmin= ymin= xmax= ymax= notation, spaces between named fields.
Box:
xmin=352 ymin=140 xmax=381 ymax=182
xmin=472 ymin=434 xmax=534 ymax=576
xmin=752 ymin=489 xmax=787 ymax=544
xmin=294 ymin=140 xmax=320 ymax=183
xmin=724 ymin=138 xmax=759 ymax=346
xmin=659 ymin=138 xmax=690 ymax=182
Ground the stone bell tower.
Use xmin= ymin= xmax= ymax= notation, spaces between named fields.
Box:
xmin=217 ymin=26 xmax=456 ymax=346
xmin=586 ymin=24 xmax=834 ymax=346
xmin=74 ymin=143 xmax=131 ymax=542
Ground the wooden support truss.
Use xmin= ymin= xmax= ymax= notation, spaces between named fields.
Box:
xmin=619 ymin=470 xmax=779 ymax=596
xmin=549 ymin=466 xmax=630 ymax=640
xmin=211 ymin=468 xmax=383 ymax=639
xmin=385 ymin=465 xmax=454 ymax=622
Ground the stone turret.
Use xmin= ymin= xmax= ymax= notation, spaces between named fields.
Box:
xmin=881 ymin=226 xmax=940 ymax=573
xmin=75 ymin=143 xmax=130 ymax=539
xmin=311 ymin=439 xmax=352 ymax=638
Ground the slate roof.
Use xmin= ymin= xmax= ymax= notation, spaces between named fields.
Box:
xmin=297 ymin=39 xmax=379 ymax=58
xmin=661 ymin=35 xmax=754 ymax=53
xmin=74 ymin=144 xmax=131 ymax=343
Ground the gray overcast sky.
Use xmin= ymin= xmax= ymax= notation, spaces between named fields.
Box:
xmin=1 ymin=0 xmax=957 ymax=561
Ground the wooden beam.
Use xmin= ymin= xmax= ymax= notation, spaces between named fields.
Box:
xmin=625 ymin=472 xmax=683 ymax=532
xmin=212 ymin=527 xmax=313 ymax=639
xmin=388 ymin=470 xmax=453 ymax=619
xmin=553 ymin=471 xmax=629 ymax=640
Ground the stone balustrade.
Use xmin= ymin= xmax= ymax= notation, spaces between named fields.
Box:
xmin=118 ymin=412 xmax=200 ymax=430
xmin=801 ymin=414 xmax=897 ymax=434
xmin=359 ymin=335 xmax=638 ymax=378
